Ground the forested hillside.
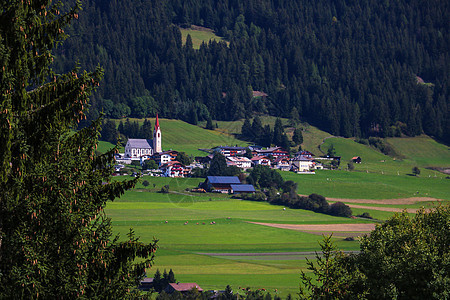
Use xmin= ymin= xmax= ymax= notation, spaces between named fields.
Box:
xmin=57 ymin=0 xmax=449 ymax=142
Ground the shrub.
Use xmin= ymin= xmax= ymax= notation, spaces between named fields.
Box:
xmin=329 ymin=202 xmax=352 ymax=217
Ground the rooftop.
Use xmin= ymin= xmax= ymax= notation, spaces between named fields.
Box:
xmin=207 ymin=176 xmax=241 ymax=184
xmin=127 ymin=139 xmax=152 ymax=148
xmin=231 ymin=184 xmax=256 ymax=193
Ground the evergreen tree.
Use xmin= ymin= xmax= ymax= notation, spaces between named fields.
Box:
xmin=101 ymin=119 xmax=118 ymax=143
xmin=272 ymin=118 xmax=283 ymax=146
xmin=140 ymin=118 xmax=153 ymax=140
xmin=168 ymin=269 xmax=176 ymax=283
xmin=0 ymin=2 xmax=157 ymax=298
xmin=251 ymin=116 xmax=264 ymax=141
xmin=241 ymin=118 xmax=252 ymax=139
xmin=292 ymin=128 xmax=303 ymax=145
xmin=206 ymin=117 xmax=214 ymax=130
xmin=208 ymin=152 xmax=228 ymax=176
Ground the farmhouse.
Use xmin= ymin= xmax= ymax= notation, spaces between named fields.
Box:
xmin=124 ymin=114 xmax=162 ymax=158
xmin=164 ymin=283 xmax=203 ymax=294
xmin=204 ymin=176 xmax=241 ymax=193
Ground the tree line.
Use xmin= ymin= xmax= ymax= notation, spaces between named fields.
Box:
xmin=58 ymin=0 xmax=449 ymax=143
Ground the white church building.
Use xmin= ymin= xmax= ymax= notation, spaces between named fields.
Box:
xmin=124 ymin=115 xmax=162 ymax=158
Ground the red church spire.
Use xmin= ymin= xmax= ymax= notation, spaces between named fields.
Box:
xmin=155 ymin=114 xmax=160 ymax=130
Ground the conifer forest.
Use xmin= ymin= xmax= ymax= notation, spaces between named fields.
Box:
xmin=57 ymin=0 xmax=449 ymax=142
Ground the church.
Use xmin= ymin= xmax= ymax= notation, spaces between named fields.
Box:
xmin=124 ymin=115 xmax=162 ymax=158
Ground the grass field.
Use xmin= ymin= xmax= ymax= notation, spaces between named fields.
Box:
xmin=179 ymin=26 xmax=227 ymax=49
xmin=106 ymin=183 xmax=374 ymax=296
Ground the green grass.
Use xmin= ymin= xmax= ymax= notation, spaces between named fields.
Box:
xmin=106 ymin=185 xmax=369 ymax=294
xmin=108 ymin=117 xmax=248 ymax=156
xmin=281 ymin=170 xmax=449 ymax=200
xmin=387 ymin=135 xmax=450 ymax=167
xmin=179 ymin=26 xmax=227 ymax=49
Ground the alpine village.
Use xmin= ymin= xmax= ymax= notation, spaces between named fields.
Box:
xmin=1 ymin=1 xmax=449 ymax=299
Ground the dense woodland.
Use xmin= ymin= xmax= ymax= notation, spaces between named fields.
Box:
xmin=57 ymin=0 xmax=449 ymax=142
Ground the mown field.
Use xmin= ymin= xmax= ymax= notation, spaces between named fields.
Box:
xmin=107 ymin=182 xmax=366 ymax=297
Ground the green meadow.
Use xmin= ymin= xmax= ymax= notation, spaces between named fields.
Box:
xmin=106 ymin=185 xmax=369 ymax=296
xmin=179 ymin=26 xmax=227 ymax=49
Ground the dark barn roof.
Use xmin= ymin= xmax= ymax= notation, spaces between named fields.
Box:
xmin=231 ymin=184 xmax=255 ymax=193
xmin=207 ymin=176 xmax=241 ymax=184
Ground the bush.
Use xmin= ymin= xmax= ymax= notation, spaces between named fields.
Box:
xmin=142 ymin=180 xmax=150 ymax=187
xmin=329 ymin=202 xmax=352 ymax=217
xmin=160 ymin=185 xmax=170 ymax=193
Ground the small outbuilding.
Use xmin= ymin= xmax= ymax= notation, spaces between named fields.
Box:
xmin=352 ymin=156 xmax=362 ymax=163
xmin=230 ymin=184 xmax=256 ymax=194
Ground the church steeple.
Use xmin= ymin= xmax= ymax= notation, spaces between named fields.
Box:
xmin=153 ymin=114 xmax=162 ymax=153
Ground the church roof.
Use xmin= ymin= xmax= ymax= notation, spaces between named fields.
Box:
xmin=127 ymin=139 xmax=152 ymax=148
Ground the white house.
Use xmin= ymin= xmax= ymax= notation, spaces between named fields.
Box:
xmin=226 ymin=156 xmax=252 ymax=170
xmin=160 ymin=161 xmax=186 ymax=177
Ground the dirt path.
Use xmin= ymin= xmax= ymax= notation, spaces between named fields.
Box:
xmin=325 ymin=196 xmax=440 ymax=205
xmin=249 ymin=222 xmax=376 ymax=232
xmin=345 ymin=204 xmax=421 ymax=213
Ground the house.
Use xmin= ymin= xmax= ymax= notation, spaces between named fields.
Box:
xmin=124 ymin=114 xmax=163 ymax=158
xmin=253 ymin=147 xmax=289 ymax=159
xmin=291 ymin=155 xmax=315 ymax=172
xmin=138 ymin=278 xmax=154 ymax=291
xmin=352 ymin=156 xmax=362 ymax=164
xmin=204 ymin=176 xmax=241 ymax=193
xmin=153 ymin=150 xmax=178 ymax=165
xmin=251 ymin=156 xmax=271 ymax=167
xmin=213 ymin=146 xmax=247 ymax=157
xmin=226 ymin=156 xmax=252 ymax=170
xmin=164 ymin=283 xmax=203 ymax=294
xmin=160 ymin=161 xmax=186 ymax=177
xmin=295 ymin=150 xmax=314 ymax=158
xmin=272 ymin=157 xmax=290 ymax=171
xmin=231 ymin=184 xmax=256 ymax=194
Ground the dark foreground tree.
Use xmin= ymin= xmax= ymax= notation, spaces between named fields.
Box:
xmin=300 ymin=205 xmax=450 ymax=299
xmin=0 ymin=1 xmax=157 ymax=298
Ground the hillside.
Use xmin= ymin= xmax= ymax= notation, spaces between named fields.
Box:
xmin=58 ymin=0 xmax=449 ymax=143
xmin=101 ymin=118 xmax=248 ymax=156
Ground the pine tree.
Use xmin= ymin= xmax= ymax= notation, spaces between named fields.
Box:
xmin=168 ymin=269 xmax=176 ymax=283
xmin=293 ymin=128 xmax=303 ymax=145
xmin=0 ymin=2 xmax=157 ymax=298
xmin=141 ymin=118 xmax=153 ymax=139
